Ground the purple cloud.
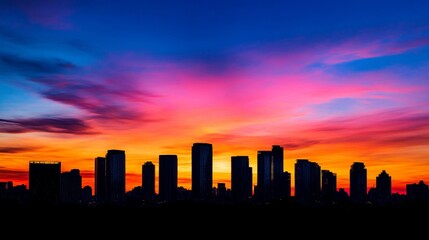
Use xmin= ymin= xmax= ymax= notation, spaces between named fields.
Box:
xmin=32 ymin=76 xmax=158 ymax=121
xmin=0 ymin=117 xmax=95 ymax=134
xmin=0 ymin=54 xmax=76 ymax=75
xmin=0 ymin=147 xmax=38 ymax=153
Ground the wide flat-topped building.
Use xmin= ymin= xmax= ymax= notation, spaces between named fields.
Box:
xmin=29 ymin=161 xmax=61 ymax=204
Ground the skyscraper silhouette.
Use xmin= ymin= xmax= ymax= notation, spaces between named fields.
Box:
xmin=350 ymin=162 xmax=367 ymax=203
xmin=321 ymin=169 xmax=337 ymax=203
xmin=29 ymin=161 xmax=61 ymax=204
xmin=295 ymin=159 xmax=321 ymax=203
xmin=376 ymin=170 xmax=391 ymax=203
xmin=105 ymin=150 xmax=126 ymax=203
xmin=159 ymin=155 xmax=178 ymax=202
xmin=95 ymin=156 xmax=106 ymax=203
xmin=231 ymin=156 xmax=251 ymax=202
xmin=272 ymin=145 xmax=284 ymax=179
xmin=280 ymin=171 xmax=291 ymax=199
xmin=272 ymin=145 xmax=285 ymax=199
xmin=142 ymin=161 xmax=155 ymax=202
xmin=60 ymin=169 xmax=82 ymax=204
xmin=192 ymin=143 xmax=213 ymax=201
xmin=256 ymin=151 xmax=272 ymax=201
xmin=247 ymin=167 xmax=253 ymax=198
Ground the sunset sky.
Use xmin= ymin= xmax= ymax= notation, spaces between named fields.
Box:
xmin=1 ymin=0 xmax=428 ymax=194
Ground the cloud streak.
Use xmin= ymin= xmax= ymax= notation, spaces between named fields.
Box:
xmin=0 ymin=117 xmax=95 ymax=134
xmin=0 ymin=147 xmax=39 ymax=153
xmin=0 ymin=54 xmax=76 ymax=75
xmin=0 ymin=168 xmax=27 ymax=181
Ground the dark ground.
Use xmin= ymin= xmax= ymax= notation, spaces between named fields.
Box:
xmin=1 ymin=200 xmax=428 ymax=238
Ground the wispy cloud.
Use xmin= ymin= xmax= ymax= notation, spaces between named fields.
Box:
xmin=306 ymin=108 xmax=429 ymax=148
xmin=0 ymin=167 xmax=27 ymax=181
xmin=0 ymin=53 xmax=76 ymax=75
xmin=0 ymin=147 xmax=39 ymax=153
xmin=0 ymin=117 xmax=95 ymax=134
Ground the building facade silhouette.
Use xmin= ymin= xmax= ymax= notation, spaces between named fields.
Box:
xmin=350 ymin=162 xmax=367 ymax=203
xmin=60 ymin=169 xmax=82 ymax=204
xmin=256 ymin=151 xmax=273 ymax=201
xmin=272 ymin=145 xmax=285 ymax=199
xmin=295 ymin=159 xmax=321 ymax=203
xmin=406 ymin=180 xmax=429 ymax=203
xmin=105 ymin=150 xmax=126 ymax=203
xmin=321 ymin=169 xmax=337 ymax=203
xmin=192 ymin=143 xmax=213 ymax=201
xmin=29 ymin=161 xmax=61 ymax=204
xmin=82 ymin=185 xmax=92 ymax=205
xmin=231 ymin=156 xmax=252 ymax=202
xmin=142 ymin=161 xmax=155 ymax=202
xmin=95 ymin=156 xmax=106 ymax=203
xmin=279 ymin=171 xmax=291 ymax=199
xmin=376 ymin=170 xmax=391 ymax=203
xmin=159 ymin=155 xmax=178 ymax=202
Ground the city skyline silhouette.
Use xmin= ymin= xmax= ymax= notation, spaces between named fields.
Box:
xmin=1 ymin=144 xmax=428 ymax=208
xmin=1 ymin=0 xmax=429 ymax=214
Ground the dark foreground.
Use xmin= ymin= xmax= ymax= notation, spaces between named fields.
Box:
xmin=2 ymin=201 xmax=428 ymax=237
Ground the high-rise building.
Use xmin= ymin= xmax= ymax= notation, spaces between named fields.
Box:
xmin=247 ymin=167 xmax=253 ymax=198
xmin=159 ymin=155 xmax=178 ymax=202
xmin=192 ymin=143 xmax=213 ymax=201
xmin=350 ymin=162 xmax=367 ymax=203
xmin=29 ymin=161 xmax=61 ymax=204
xmin=142 ymin=161 xmax=155 ymax=202
xmin=94 ymin=157 xmax=106 ymax=203
xmin=231 ymin=156 xmax=251 ymax=202
xmin=105 ymin=150 xmax=126 ymax=203
xmin=256 ymin=151 xmax=272 ymax=201
xmin=376 ymin=170 xmax=391 ymax=202
xmin=321 ymin=170 xmax=337 ymax=202
xmin=280 ymin=171 xmax=291 ymax=199
xmin=60 ymin=169 xmax=82 ymax=204
xmin=272 ymin=145 xmax=284 ymax=180
xmin=294 ymin=159 xmax=321 ymax=203
xmin=272 ymin=145 xmax=286 ymax=199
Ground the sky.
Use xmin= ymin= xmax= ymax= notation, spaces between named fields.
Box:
xmin=1 ymin=0 xmax=429 ymax=195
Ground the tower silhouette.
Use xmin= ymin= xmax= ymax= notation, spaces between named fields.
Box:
xmin=192 ymin=143 xmax=213 ymax=201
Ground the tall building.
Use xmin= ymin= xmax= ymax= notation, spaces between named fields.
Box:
xmin=60 ymin=169 xmax=82 ymax=204
xmin=142 ymin=161 xmax=155 ymax=202
xmin=321 ymin=170 xmax=337 ymax=203
xmin=272 ymin=145 xmax=285 ymax=199
xmin=192 ymin=143 xmax=213 ymax=201
xmin=29 ymin=161 xmax=61 ymax=204
xmin=159 ymin=155 xmax=178 ymax=202
xmin=272 ymin=145 xmax=284 ymax=180
xmin=94 ymin=157 xmax=106 ymax=203
xmin=294 ymin=159 xmax=321 ymax=203
xmin=376 ymin=170 xmax=391 ymax=202
xmin=350 ymin=162 xmax=367 ymax=203
xmin=280 ymin=171 xmax=291 ymax=199
xmin=231 ymin=156 xmax=251 ymax=202
xmin=256 ymin=151 xmax=272 ymax=201
xmin=105 ymin=150 xmax=126 ymax=203
xmin=247 ymin=167 xmax=253 ymax=198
